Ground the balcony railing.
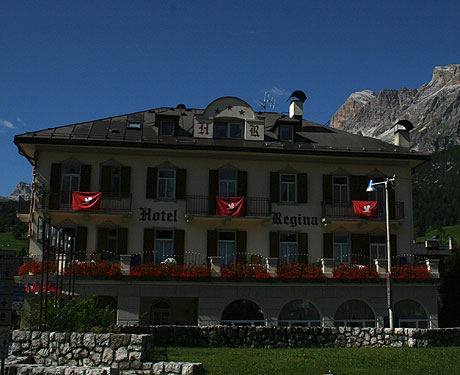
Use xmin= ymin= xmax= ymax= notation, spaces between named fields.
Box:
xmin=186 ymin=195 xmax=271 ymax=217
xmin=322 ymin=201 xmax=404 ymax=220
xmin=40 ymin=191 xmax=132 ymax=213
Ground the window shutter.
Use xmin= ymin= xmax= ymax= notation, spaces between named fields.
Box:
xmin=298 ymin=232 xmax=308 ymax=264
xmin=270 ymin=172 xmax=279 ymax=203
xmin=97 ymin=227 xmax=108 ymax=258
xmin=236 ymin=231 xmax=247 ymax=264
xmin=269 ymin=232 xmax=280 ymax=258
xmin=75 ymin=226 xmax=88 ymax=261
xmin=298 ymin=173 xmax=308 ymax=204
xmin=207 ymin=230 xmax=218 ymax=261
xmin=390 ymin=234 xmax=397 ymax=266
xmin=351 ymin=233 xmax=369 ymax=265
xmin=350 ymin=176 xmax=368 ymax=201
xmin=322 ymin=175 xmax=332 ymax=204
xmin=323 ymin=233 xmax=333 ymax=258
xmin=101 ymin=166 xmax=112 ymax=196
xmin=237 ymin=171 xmax=248 ymax=197
xmin=49 ymin=163 xmax=61 ymax=209
xmin=79 ymin=165 xmax=92 ymax=192
xmin=121 ymin=166 xmax=131 ymax=197
xmin=118 ymin=228 xmax=128 ymax=255
xmin=176 ymin=169 xmax=187 ymax=200
xmin=146 ymin=168 xmax=157 ymax=199
xmin=208 ymin=170 xmax=218 ymax=215
xmin=174 ymin=229 xmax=185 ymax=265
xmin=143 ymin=228 xmax=155 ymax=264
xmin=388 ymin=183 xmax=396 ymax=220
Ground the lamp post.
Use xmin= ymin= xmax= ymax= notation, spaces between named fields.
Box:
xmin=366 ymin=175 xmax=396 ymax=329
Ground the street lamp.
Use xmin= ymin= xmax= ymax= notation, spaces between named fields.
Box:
xmin=366 ymin=175 xmax=396 ymax=329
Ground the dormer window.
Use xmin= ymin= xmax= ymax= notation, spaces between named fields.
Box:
xmin=127 ymin=122 xmax=142 ymax=129
xmin=214 ymin=121 xmax=243 ymax=139
xmin=159 ymin=118 xmax=176 ymax=136
xmin=280 ymin=125 xmax=294 ymax=142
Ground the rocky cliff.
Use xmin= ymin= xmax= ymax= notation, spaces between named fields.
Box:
xmin=7 ymin=181 xmax=31 ymax=201
xmin=330 ymin=64 xmax=460 ymax=153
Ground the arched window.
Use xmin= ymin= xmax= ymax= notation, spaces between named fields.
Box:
xmin=394 ymin=300 xmax=428 ymax=328
xmin=278 ymin=300 xmax=321 ymax=327
xmin=151 ymin=300 xmax=171 ymax=325
xmin=221 ymin=299 xmax=265 ymax=326
xmin=334 ymin=299 xmax=375 ymax=327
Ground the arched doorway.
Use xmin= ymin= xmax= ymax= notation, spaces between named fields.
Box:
xmin=221 ymin=299 xmax=265 ymax=326
xmin=394 ymin=300 xmax=428 ymax=328
xmin=334 ymin=299 xmax=375 ymax=327
xmin=278 ymin=299 xmax=321 ymax=327
xmin=151 ymin=300 xmax=171 ymax=325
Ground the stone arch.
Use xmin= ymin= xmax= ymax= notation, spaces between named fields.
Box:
xmin=221 ymin=298 xmax=265 ymax=326
xmin=334 ymin=299 xmax=376 ymax=327
xmin=278 ymin=299 xmax=321 ymax=327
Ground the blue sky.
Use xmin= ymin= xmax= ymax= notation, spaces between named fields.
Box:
xmin=1 ymin=0 xmax=459 ymax=196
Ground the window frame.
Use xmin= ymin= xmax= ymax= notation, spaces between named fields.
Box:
xmin=279 ymin=125 xmax=294 ymax=142
xmin=279 ymin=232 xmax=298 ymax=265
xmin=280 ymin=173 xmax=297 ymax=203
xmin=370 ymin=235 xmax=386 ymax=261
xmin=60 ymin=164 xmax=81 ymax=206
xmin=218 ymin=231 xmax=237 ymax=265
xmin=157 ymin=169 xmax=176 ymax=200
xmin=333 ymin=233 xmax=350 ymax=264
xmin=213 ymin=121 xmax=244 ymax=139
xmin=332 ymin=176 xmax=349 ymax=204
xmin=218 ymin=170 xmax=238 ymax=197
xmin=155 ymin=229 xmax=174 ymax=263
xmin=127 ymin=122 xmax=142 ymax=129
xmin=159 ymin=118 xmax=176 ymax=136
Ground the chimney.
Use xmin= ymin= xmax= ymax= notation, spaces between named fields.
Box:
xmin=288 ymin=90 xmax=307 ymax=120
xmin=394 ymin=120 xmax=414 ymax=148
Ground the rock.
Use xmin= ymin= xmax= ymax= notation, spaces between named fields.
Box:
xmin=114 ymin=347 xmax=128 ymax=362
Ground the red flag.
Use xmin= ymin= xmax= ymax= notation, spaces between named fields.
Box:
xmin=72 ymin=191 xmax=102 ymax=210
xmin=352 ymin=201 xmax=379 ymax=218
xmin=216 ymin=196 xmax=245 ymax=216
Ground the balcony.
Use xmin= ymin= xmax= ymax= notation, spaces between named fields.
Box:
xmin=186 ymin=195 xmax=271 ymax=219
xmin=321 ymin=201 xmax=404 ymax=221
xmin=40 ymin=191 xmax=132 ymax=214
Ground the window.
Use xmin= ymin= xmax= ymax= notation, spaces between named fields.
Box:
xmin=159 ymin=118 xmax=175 ymax=136
xmin=60 ymin=164 xmax=81 ymax=205
xmin=280 ymin=174 xmax=297 ymax=203
xmin=111 ymin=166 xmax=121 ymax=197
xmin=127 ymin=122 xmax=142 ymax=129
xmin=218 ymin=231 xmax=236 ymax=265
xmin=158 ymin=169 xmax=176 ymax=199
xmin=394 ymin=300 xmax=428 ymax=328
xmin=334 ymin=300 xmax=375 ymax=327
xmin=107 ymin=229 xmax=118 ymax=257
xmin=151 ymin=301 xmax=171 ymax=325
xmin=278 ymin=300 xmax=321 ymax=327
xmin=333 ymin=176 xmax=349 ymax=203
xmin=155 ymin=230 xmax=174 ymax=263
xmin=221 ymin=299 xmax=265 ymax=326
xmin=370 ymin=235 xmax=386 ymax=261
xmin=219 ymin=170 xmax=237 ymax=197
xmin=279 ymin=125 xmax=294 ymax=141
xmin=214 ymin=122 xmax=243 ymax=139
xmin=280 ymin=233 xmax=297 ymax=265
xmin=333 ymin=234 xmax=350 ymax=264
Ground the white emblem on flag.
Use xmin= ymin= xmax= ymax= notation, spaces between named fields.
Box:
xmin=84 ymin=196 xmax=94 ymax=205
xmin=363 ymin=204 xmax=371 ymax=213
xmin=228 ymin=202 xmax=235 ymax=210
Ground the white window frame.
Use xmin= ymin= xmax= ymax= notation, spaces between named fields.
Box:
xmin=333 ymin=234 xmax=350 ymax=264
xmin=60 ymin=164 xmax=81 ymax=206
xmin=155 ymin=230 xmax=174 ymax=263
xmin=218 ymin=231 xmax=236 ymax=265
xmin=280 ymin=232 xmax=298 ymax=265
xmin=159 ymin=118 xmax=176 ymax=136
xmin=332 ymin=176 xmax=349 ymax=204
xmin=280 ymin=173 xmax=297 ymax=203
xmin=157 ymin=169 xmax=176 ymax=200
xmin=279 ymin=125 xmax=294 ymax=141
xmin=370 ymin=235 xmax=386 ymax=261
xmin=127 ymin=122 xmax=142 ymax=129
xmin=219 ymin=170 xmax=237 ymax=197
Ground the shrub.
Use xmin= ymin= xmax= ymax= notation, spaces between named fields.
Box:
xmin=391 ymin=265 xmax=430 ymax=279
xmin=130 ymin=264 xmax=211 ymax=280
xmin=332 ymin=264 xmax=378 ymax=280
xmin=221 ymin=264 xmax=270 ymax=280
xmin=276 ymin=264 xmax=323 ymax=280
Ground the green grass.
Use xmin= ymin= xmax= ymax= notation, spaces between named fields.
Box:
xmin=163 ymin=346 xmax=460 ymax=375
xmin=0 ymin=231 xmax=28 ymax=254
xmin=416 ymin=224 xmax=460 ymax=245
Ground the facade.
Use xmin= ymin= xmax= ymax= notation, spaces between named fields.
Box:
xmin=15 ymin=95 xmax=438 ymax=328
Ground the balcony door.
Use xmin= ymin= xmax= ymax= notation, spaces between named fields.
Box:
xmin=60 ymin=165 xmax=81 ymax=206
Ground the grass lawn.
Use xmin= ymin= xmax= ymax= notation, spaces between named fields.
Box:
xmin=0 ymin=231 xmax=28 ymax=254
xmin=164 ymin=346 xmax=460 ymax=375
xmin=416 ymin=224 xmax=460 ymax=245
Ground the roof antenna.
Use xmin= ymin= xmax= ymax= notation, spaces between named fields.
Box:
xmin=256 ymin=92 xmax=276 ymax=112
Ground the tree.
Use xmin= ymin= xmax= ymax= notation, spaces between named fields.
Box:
xmin=439 ymin=249 xmax=460 ymax=327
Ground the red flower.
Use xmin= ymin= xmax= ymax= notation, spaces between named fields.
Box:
xmin=332 ymin=264 xmax=378 ymax=280
xmin=276 ymin=264 xmax=324 ymax=280
xmin=391 ymin=265 xmax=430 ymax=279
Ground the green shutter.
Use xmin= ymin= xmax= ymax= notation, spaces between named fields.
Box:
xmin=270 ymin=172 xmax=279 ymax=203
xmin=118 ymin=228 xmax=128 ymax=255
xmin=298 ymin=232 xmax=308 ymax=264
xmin=174 ymin=229 xmax=185 ymax=265
xmin=208 ymin=170 xmax=218 ymax=215
xmin=323 ymin=233 xmax=333 ymax=258
xmin=390 ymin=234 xmax=397 ymax=266
xmin=298 ymin=173 xmax=308 ymax=204
xmin=236 ymin=231 xmax=247 ymax=264
xmin=79 ymin=165 xmax=91 ymax=192
xmin=101 ymin=166 xmax=112 ymax=197
xmin=350 ymin=176 xmax=368 ymax=201
xmin=351 ymin=233 xmax=370 ymax=265
xmin=207 ymin=230 xmax=218 ymax=261
xmin=49 ymin=163 xmax=61 ymax=209
xmin=75 ymin=226 xmax=88 ymax=261
xmin=121 ymin=167 xmax=131 ymax=197
xmin=146 ymin=168 xmax=157 ymax=199
xmin=322 ymin=175 xmax=332 ymax=204
xmin=269 ymin=232 xmax=279 ymax=258
xmin=388 ymin=183 xmax=396 ymax=219
xmin=97 ymin=227 xmax=109 ymax=259
xmin=143 ymin=228 xmax=155 ymax=264
xmin=176 ymin=169 xmax=187 ymax=200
